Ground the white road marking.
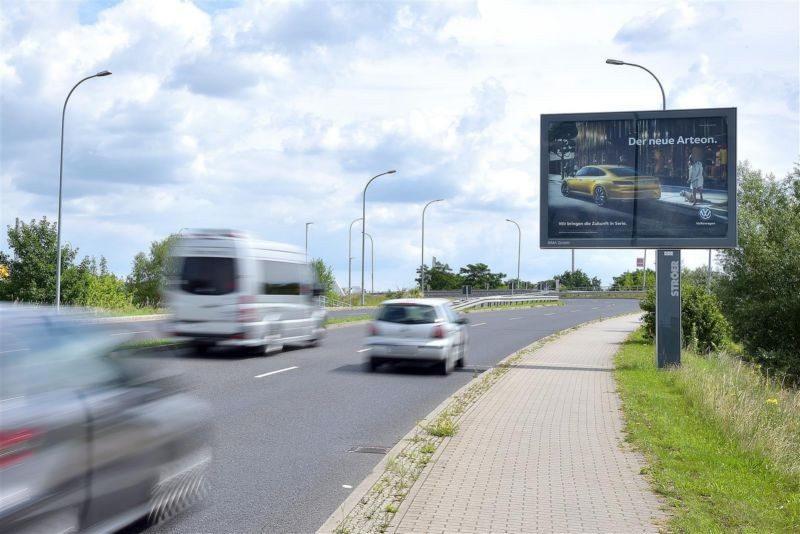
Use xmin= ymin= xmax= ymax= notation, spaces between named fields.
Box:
xmin=471 ymin=322 xmax=487 ymax=327
xmin=509 ymin=317 xmax=522 ymax=321
xmin=342 ymin=484 xmax=353 ymax=489
xmin=357 ymin=348 xmax=370 ymax=353
xmin=255 ymin=366 xmax=298 ymax=378
xmin=591 ymin=307 xmax=600 ymax=310
xmin=111 ymin=330 xmax=152 ymax=336
xmin=544 ymin=313 xmax=555 ymax=316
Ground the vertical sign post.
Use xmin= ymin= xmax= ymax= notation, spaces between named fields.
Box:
xmin=656 ymin=250 xmax=681 ymax=367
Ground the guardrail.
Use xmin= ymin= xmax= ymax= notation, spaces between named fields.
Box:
xmin=451 ymin=294 xmax=559 ymax=311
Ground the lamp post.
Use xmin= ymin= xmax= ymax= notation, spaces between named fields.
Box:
xmin=348 ymin=217 xmax=362 ymax=307
xmin=55 ymin=70 xmax=112 ymax=308
xmin=605 ymin=59 xmax=665 ymax=111
xmin=363 ymin=231 xmax=374 ymax=294
xmin=361 ymin=170 xmax=396 ymax=305
xmin=305 ymin=222 xmax=313 ymax=260
xmin=505 ymin=219 xmax=521 ymax=295
xmin=420 ymin=199 xmax=444 ymax=296
xmin=605 ymin=58 xmax=679 ymax=368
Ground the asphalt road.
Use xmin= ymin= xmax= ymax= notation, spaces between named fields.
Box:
xmin=135 ymin=299 xmax=641 ymax=533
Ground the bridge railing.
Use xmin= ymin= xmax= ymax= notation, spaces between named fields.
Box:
xmin=451 ymin=294 xmax=559 ymax=312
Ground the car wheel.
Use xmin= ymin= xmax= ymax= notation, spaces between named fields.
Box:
xmin=439 ymin=355 xmax=454 ymax=375
xmin=593 ymin=186 xmax=608 ymax=207
xmin=456 ymin=344 xmax=466 ymax=368
xmin=560 ymin=182 xmax=570 ymax=197
xmin=367 ymin=357 xmax=379 ymax=372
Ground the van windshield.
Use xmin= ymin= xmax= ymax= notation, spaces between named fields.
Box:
xmin=180 ymin=257 xmax=236 ymax=295
xmin=377 ymin=304 xmax=438 ymax=324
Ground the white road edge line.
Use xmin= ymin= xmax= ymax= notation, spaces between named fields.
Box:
xmin=471 ymin=322 xmax=487 ymax=327
xmin=356 ymin=348 xmax=370 ymax=353
xmin=342 ymin=484 xmax=353 ymax=489
xmin=544 ymin=313 xmax=555 ymax=316
xmin=255 ymin=366 xmax=298 ymax=379
xmin=509 ymin=317 xmax=522 ymax=321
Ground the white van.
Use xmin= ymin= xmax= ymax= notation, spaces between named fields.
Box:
xmin=164 ymin=229 xmax=326 ymax=354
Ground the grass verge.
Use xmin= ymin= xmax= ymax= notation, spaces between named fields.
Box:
xmin=615 ymin=329 xmax=800 ymax=532
xmin=327 ymin=314 xmax=373 ymax=326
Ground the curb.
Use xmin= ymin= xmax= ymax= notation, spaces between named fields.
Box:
xmin=317 ymin=312 xmax=643 ymax=533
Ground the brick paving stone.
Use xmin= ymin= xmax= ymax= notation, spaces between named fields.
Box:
xmin=391 ymin=315 xmax=666 ymax=533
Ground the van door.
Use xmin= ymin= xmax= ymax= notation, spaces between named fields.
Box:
xmin=173 ymin=256 xmax=240 ymax=325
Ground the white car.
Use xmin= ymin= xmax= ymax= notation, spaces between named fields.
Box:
xmin=364 ymin=299 xmax=468 ymax=375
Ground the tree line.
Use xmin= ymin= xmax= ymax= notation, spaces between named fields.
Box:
xmin=0 ymin=217 xmax=176 ymax=309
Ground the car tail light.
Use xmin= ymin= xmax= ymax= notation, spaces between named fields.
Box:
xmin=368 ymin=323 xmax=379 ymax=336
xmin=431 ymin=325 xmax=445 ymax=339
xmin=238 ymin=295 xmax=257 ymax=323
xmin=0 ymin=429 xmax=38 ymax=469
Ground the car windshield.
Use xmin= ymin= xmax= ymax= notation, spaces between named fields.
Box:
xmin=610 ymin=166 xmax=638 ymax=177
xmin=180 ymin=256 xmax=237 ymax=295
xmin=377 ymin=304 xmax=438 ymax=324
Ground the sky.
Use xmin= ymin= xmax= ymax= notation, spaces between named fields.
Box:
xmin=1 ymin=0 xmax=798 ymax=291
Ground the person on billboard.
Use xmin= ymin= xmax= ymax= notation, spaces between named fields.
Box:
xmin=687 ymin=148 xmax=705 ymax=205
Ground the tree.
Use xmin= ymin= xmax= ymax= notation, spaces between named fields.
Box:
xmin=716 ymin=162 xmax=800 ymax=379
xmin=311 ymin=258 xmax=336 ymax=295
xmin=555 ymin=269 xmax=601 ymax=290
xmin=458 ymin=263 xmax=505 ymax=289
xmin=415 ymin=260 xmax=462 ymax=290
xmin=611 ymin=269 xmax=655 ymax=290
xmin=126 ymin=234 xmax=179 ymax=307
xmin=0 ymin=216 xmax=81 ymax=303
xmin=549 ymin=122 xmax=578 ymax=178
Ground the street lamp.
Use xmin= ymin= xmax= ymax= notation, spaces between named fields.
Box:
xmin=606 ymin=58 xmax=666 ymax=298
xmin=361 ymin=170 xmax=396 ymax=305
xmin=305 ymin=222 xmax=313 ymax=260
xmin=420 ymin=199 xmax=444 ymax=296
xmin=505 ymin=219 xmax=521 ymax=295
xmin=56 ymin=70 xmax=112 ymax=308
xmin=605 ymin=59 xmax=666 ymax=111
xmin=347 ymin=217 xmax=362 ymax=307
xmin=363 ymin=231 xmax=374 ymax=294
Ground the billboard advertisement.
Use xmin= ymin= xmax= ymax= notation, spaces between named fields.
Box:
xmin=540 ymin=108 xmax=736 ymax=249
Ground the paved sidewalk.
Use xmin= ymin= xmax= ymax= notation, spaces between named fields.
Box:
xmin=390 ymin=314 xmax=666 ymax=533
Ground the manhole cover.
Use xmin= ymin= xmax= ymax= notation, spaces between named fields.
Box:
xmin=346 ymin=446 xmax=391 ymax=454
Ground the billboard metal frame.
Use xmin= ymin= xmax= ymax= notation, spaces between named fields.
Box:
xmin=540 ymin=107 xmax=737 ymax=250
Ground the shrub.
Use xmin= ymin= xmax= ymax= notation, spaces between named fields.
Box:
xmin=639 ymin=282 xmax=729 ymax=353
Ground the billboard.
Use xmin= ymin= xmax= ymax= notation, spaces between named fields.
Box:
xmin=540 ymin=108 xmax=736 ymax=249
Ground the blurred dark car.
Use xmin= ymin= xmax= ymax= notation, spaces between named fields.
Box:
xmin=0 ymin=306 xmax=212 ymax=533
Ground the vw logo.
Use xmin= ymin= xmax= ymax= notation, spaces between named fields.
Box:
xmin=698 ymin=207 xmax=712 ymax=220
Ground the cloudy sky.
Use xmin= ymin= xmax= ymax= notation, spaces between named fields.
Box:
xmin=1 ymin=0 xmax=798 ymax=290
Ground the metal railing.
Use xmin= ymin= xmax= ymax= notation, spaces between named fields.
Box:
xmin=451 ymin=294 xmax=559 ymax=311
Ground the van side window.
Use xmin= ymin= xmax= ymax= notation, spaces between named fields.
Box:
xmin=180 ymin=257 xmax=237 ymax=295
xmin=260 ymin=261 xmax=311 ymax=295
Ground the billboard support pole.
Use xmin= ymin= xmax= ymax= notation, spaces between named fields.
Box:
xmin=656 ymin=250 xmax=681 ymax=367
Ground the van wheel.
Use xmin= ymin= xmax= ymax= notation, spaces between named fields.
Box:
xmin=367 ymin=358 xmax=380 ymax=372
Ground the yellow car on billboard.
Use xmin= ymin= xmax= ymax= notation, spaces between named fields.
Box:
xmin=560 ymin=165 xmax=661 ymax=207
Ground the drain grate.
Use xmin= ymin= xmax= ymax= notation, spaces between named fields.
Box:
xmin=346 ymin=445 xmax=391 ymax=454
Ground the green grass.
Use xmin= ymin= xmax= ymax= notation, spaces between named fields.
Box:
xmin=101 ymin=305 xmax=166 ymax=316
xmin=423 ymin=415 xmax=458 ymax=438
xmin=326 ymin=314 xmax=372 ymax=325
xmin=615 ymin=329 xmax=800 ymax=532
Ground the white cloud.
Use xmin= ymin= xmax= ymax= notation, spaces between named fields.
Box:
xmin=1 ymin=0 xmax=797 ymax=289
